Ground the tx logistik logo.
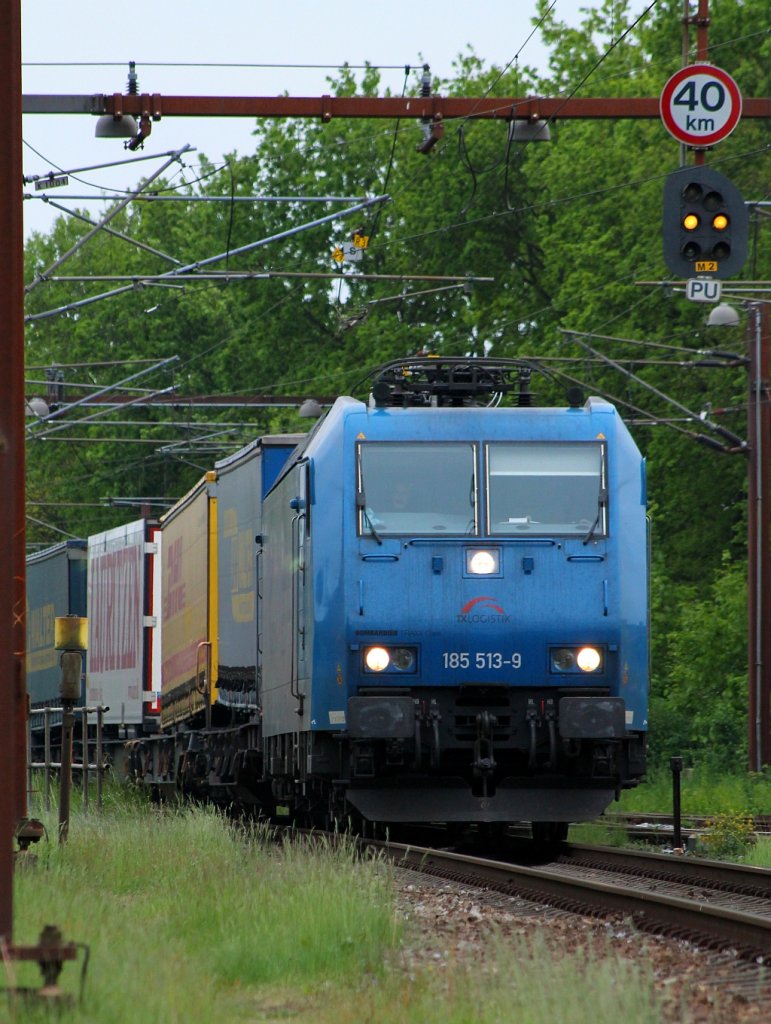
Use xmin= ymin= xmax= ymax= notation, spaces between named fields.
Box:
xmin=457 ymin=596 xmax=510 ymax=624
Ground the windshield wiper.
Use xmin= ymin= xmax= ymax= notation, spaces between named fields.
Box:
xmin=582 ymin=487 xmax=607 ymax=546
xmin=357 ymin=491 xmax=383 ymax=545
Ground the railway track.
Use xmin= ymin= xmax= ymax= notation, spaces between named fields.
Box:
xmin=504 ymin=813 xmax=771 ymax=848
xmin=365 ymin=838 xmax=771 ymax=961
xmin=603 ymin=812 xmax=771 ymax=834
xmin=592 ymin=812 xmax=771 ymax=847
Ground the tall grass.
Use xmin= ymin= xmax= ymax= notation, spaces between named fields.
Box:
xmin=11 ymin=792 xmax=395 ymax=1022
xmin=620 ymin=765 xmax=769 ymax=817
xmin=7 ymin=785 xmax=739 ymax=1021
xmin=742 ymin=836 xmax=771 ymax=868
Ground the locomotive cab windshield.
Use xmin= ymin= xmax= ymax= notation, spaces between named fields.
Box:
xmin=357 ymin=441 xmax=478 ymax=536
xmin=357 ymin=439 xmax=607 ymax=538
xmin=487 ymin=441 xmax=607 ymax=537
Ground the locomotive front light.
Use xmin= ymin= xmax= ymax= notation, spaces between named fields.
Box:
xmin=550 ymin=646 xmax=604 ymax=674
xmin=364 ymin=646 xmax=391 ymax=672
xmin=390 ymin=647 xmax=416 ymax=671
xmin=362 ymin=645 xmax=418 ymax=674
xmin=551 ymin=648 xmax=576 ymax=671
xmin=576 ymin=646 xmax=602 ymax=672
xmin=466 ymin=548 xmax=500 ymax=575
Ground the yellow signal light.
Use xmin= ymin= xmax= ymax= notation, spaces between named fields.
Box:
xmin=712 ymin=213 xmax=729 ymax=231
xmin=682 ymin=213 xmax=700 ymax=231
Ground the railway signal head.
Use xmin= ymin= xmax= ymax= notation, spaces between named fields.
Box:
xmin=662 ymin=166 xmax=748 ymax=279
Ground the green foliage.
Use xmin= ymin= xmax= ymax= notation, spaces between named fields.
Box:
xmin=698 ymin=811 xmax=756 ymax=860
xmin=649 ymin=552 xmax=748 ymax=770
xmin=569 ymin=821 xmax=631 ymax=847
xmin=619 ymin=763 xmax=769 ymax=817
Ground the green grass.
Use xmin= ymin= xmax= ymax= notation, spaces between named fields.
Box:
xmin=11 ymin=793 xmax=395 ymax=1022
xmin=618 ymin=765 xmax=769 ymax=817
xmin=7 ymin=786 xmax=690 ymax=1023
xmin=569 ymin=821 xmax=632 ymax=847
xmin=742 ymin=836 xmax=771 ymax=868
xmin=570 ymin=823 xmax=771 ymax=865
xmin=570 ymin=766 xmax=771 ymax=865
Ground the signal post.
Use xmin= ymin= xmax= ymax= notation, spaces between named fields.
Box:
xmin=661 ymin=89 xmax=770 ymax=773
xmin=747 ymin=303 xmax=770 ymax=773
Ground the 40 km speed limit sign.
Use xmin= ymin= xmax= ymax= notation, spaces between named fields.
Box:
xmin=660 ymin=64 xmax=742 ymax=147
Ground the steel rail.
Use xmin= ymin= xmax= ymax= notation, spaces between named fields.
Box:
xmin=559 ymin=843 xmax=771 ymax=896
xmin=373 ymin=841 xmax=771 ymax=955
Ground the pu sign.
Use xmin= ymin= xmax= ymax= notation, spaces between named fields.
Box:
xmin=686 ymin=278 xmax=722 ymax=303
xmin=660 ymin=64 xmax=742 ymax=147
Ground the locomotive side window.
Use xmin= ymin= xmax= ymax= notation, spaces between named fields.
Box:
xmin=358 ymin=442 xmax=478 ymax=536
xmin=486 ymin=442 xmax=606 ymax=537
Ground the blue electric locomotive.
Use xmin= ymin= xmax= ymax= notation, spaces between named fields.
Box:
xmin=258 ymin=358 xmax=648 ymax=837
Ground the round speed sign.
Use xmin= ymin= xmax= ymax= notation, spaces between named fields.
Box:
xmin=660 ymin=64 xmax=742 ymax=146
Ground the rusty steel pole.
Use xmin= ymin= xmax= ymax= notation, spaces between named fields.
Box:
xmin=0 ymin=0 xmax=25 ymax=942
xmin=682 ymin=0 xmax=712 ymax=168
xmin=747 ymin=301 xmax=771 ymax=772
xmin=693 ymin=0 xmax=709 ymax=167
xmin=57 ymin=646 xmax=84 ymax=844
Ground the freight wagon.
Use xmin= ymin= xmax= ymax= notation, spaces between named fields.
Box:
xmin=26 ymin=520 xmax=161 ymax=764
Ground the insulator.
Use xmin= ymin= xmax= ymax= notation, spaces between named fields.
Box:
xmin=421 ymin=64 xmax=431 ymax=98
xmin=694 ymin=434 xmax=730 ymax=452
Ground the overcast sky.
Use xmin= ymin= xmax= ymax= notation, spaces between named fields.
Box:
xmin=21 ymin=0 xmax=593 ymax=238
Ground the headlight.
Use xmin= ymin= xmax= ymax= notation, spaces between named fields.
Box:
xmin=576 ymin=646 xmax=602 ymax=672
xmin=390 ymin=647 xmax=416 ymax=671
xmin=466 ymin=548 xmax=500 ymax=575
xmin=363 ymin=646 xmax=417 ymax=673
xmin=552 ymin=649 xmax=575 ymax=671
xmin=550 ymin=646 xmax=604 ymax=674
xmin=364 ymin=647 xmax=391 ymax=672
